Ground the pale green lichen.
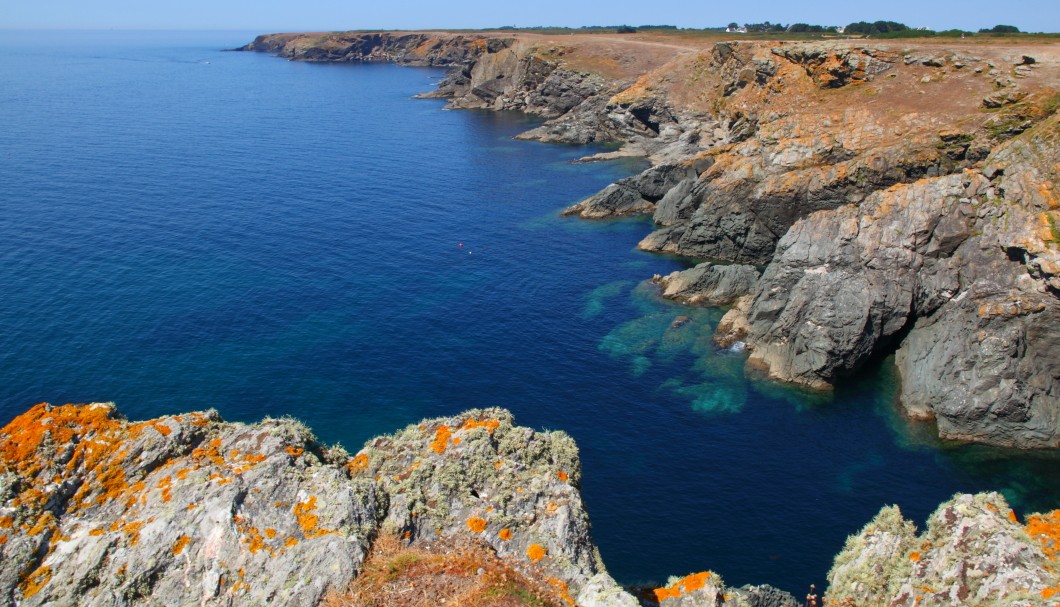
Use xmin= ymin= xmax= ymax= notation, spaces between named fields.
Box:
xmin=826 ymin=504 xmax=917 ymax=604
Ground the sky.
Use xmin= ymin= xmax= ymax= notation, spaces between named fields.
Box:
xmin=3 ymin=0 xmax=1059 ymax=33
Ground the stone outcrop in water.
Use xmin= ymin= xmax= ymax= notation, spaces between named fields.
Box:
xmin=651 ymin=263 xmax=760 ymax=306
xmin=241 ymin=32 xmax=1059 ymax=448
xmin=2 ymin=403 xmax=1058 ymax=606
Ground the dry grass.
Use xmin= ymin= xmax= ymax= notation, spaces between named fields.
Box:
xmin=321 ymin=535 xmax=564 ymax=607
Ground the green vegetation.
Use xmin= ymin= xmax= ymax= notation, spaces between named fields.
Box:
xmin=393 ymin=22 xmax=1058 ymax=40
xmin=980 ymin=24 xmax=1021 ymax=33
xmin=844 ymin=20 xmax=910 ymax=35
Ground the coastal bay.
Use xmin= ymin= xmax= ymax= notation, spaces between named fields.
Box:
xmin=1 ymin=29 xmax=1059 ymax=604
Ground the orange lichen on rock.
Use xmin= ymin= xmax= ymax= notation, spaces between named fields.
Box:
xmin=348 ymin=453 xmax=369 ymax=473
xmin=284 ymin=446 xmax=305 ymax=458
xmin=429 ymin=425 xmax=452 ymax=454
xmin=654 ymin=571 xmax=712 ymax=601
xmin=557 ymin=470 xmax=568 ymax=481
xmin=1025 ymin=509 xmax=1060 ymax=558
xmin=498 ymin=528 xmax=512 ymax=541
xmin=172 ymin=535 xmax=191 ymax=555
xmin=157 ymin=475 xmax=173 ymax=502
xmin=527 ymin=543 xmax=547 ymax=563
xmin=121 ymin=520 xmax=144 ymax=546
xmin=0 ymin=403 xmax=146 ymax=515
xmin=293 ymin=495 xmax=333 ymax=539
xmin=26 ymin=512 xmax=56 ymax=537
xmin=910 ymin=551 xmax=922 ymax=562
xmin=265 ymin=528 xmax=277 ymax=539
xmin=1042 ymin=586 xmax=1059 ymax=599
xmin=244 ymin=526 xmax=267 ymax=554
xmin=0 ymin=515 xmax=12 ymax=528
xmin=20 ymin=566 xmax=52 ymax=598
xmin=459 ymin=417 xmax=501 ymax=433
xmin=466 ymin=517 xmax=488 ymax=533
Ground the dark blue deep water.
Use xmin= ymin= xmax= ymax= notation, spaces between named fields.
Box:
xmin=2 ymin=30 xmax=1058 ymax=594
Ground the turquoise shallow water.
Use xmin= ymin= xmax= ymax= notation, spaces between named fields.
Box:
xmin=1 ymin=30 xmax=1058 ymax=594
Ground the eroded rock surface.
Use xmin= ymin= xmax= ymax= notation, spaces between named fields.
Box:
xmin=826 ymin=493 xmax=1060 ymax=607
xmin=0 ymin=403 xmax=629 ymax=606
xmin=2 ymin=404 xmax=1059 ymax=606
xmin=721 ymin=113 xmax=1060 ymax=447
xmin=241 ymin=33 xmax=1060 ymax=446
xmin=652 ymin=262 xmax=760 ymax=306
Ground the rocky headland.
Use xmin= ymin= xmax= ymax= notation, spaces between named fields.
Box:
xmin=241 ymin=31 xmax=1060 ymax=449
xmin=2 ymin=403 xmax=1058 ymax=606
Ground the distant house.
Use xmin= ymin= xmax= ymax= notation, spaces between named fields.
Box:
xmin=835 ymin=26 xmax=845 ymax=33
xmin=726 ymin=25 xmax=749 ymax=33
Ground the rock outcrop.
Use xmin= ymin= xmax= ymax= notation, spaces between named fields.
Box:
xmin=0 ymin=403 xmax=629 ymax=606
xmin=240 ymin=32 xmax=1059 ymax=448
xmin=826 ymin=492 xmax=1060 ymax=607
xmin=2 ymin=404 xmax=1058 ymax=606
xmin=717 ymin=112 xmax=1060 ymax=447
xmin=651 ymin=263 xmax=760 ymax=306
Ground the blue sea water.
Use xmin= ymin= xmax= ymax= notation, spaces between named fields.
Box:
xmin=1 ymin=30 xmax=1058 ymax=594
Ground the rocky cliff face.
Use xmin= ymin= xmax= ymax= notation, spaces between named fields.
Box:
xmin=0 ymin=403 xmax=633 ymax=607
xmin=2 ymin=404 xmax=1057 ymax=606
xmin=241 ymin=32 xmax=1059 ymax=448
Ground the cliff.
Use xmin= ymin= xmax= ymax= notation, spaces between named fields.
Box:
xmin=1 ymin=404 xmax=1058 ymax=606
xmin=241 ymin=31 xmax=1059 ymax=449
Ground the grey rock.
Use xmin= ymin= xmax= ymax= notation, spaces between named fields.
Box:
xmin=740 ymin=172 xmax=981 ymax=388
xmin=826 ymin=493 xmax=1058 ymax=607
xmin=732 ymin=584 xmax=800 ymax=607
xmin=895 ymin=291 xmax=1060 ymax=448
xmin=564 ymin=163 xmax=694 ymax=218
xmin=0 ymin=404 xmax=639 ymax=606
xmin=652 ymin=262 xmax=760 ymax=306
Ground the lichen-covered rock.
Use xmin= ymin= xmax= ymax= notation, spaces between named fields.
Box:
xmin=652 ymin=262 xmax=760 ymax=306
xmin=650 ymin=570 xmax=799 ymax=607
xmin=3 ymin=405 xmax=1058 ymax=606
xmin=349 ymin=408 xmax=609 ymax=594
xmin=0 ymin=404 xmax=642 ymax=607
xmin=826 ymin=493 xmax=1060 ymax=607
xmin=0 ymin=403 xmax=378 ymax=607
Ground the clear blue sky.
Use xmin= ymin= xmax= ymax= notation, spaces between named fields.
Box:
xmin=4 ymin=0 xmax=1058 ymax=33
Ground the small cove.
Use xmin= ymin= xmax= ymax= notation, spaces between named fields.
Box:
xmin=1 ymin=30 xmax=1058 ymax=594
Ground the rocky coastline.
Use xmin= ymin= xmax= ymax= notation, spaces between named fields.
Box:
xmin=241 ymin=31 xmax=1060 ymax=450
xmin=2 ymin=403 xmax=1058 ymax=606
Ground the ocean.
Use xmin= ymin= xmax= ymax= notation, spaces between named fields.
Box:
xmin=1 ymin=29 xmax=1057 ymax=593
